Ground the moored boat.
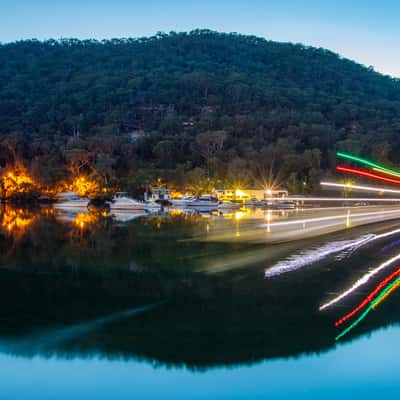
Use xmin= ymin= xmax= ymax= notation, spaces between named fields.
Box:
xmin=187 ymin=195 xmax=219 ymax=209
xmin=170 ymin=196 xmax=196 ymax=206
xmin=109 ymin=193 xmax=161 ymax=211
xmin=54 ymin=191 xmax=89 ymax=209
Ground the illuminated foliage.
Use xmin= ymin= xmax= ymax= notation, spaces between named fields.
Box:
xmin=0 ymin=166 xmax=40 ymax=201
xmin=71 ymin=176 xmax=101 ymax=198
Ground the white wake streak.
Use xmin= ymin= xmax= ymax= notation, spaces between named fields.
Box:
xmin=264 ymin=228 xmax=400 ymax=279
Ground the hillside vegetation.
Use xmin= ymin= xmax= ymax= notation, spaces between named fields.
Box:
xmin=1 ymin=30 xmax=400 ymax=195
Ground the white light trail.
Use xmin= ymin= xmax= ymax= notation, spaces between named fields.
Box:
xmin=320 ymin=181 xmax=400 ymax=196
xmin=260 ymin=209 xmax=400 ymax=229
xmin=320 ymin=249 xmax=400 ymax=311
xmin=265 ymin=227 xmax=400 ymax=281
xmin=265 ymin=235 xmax=374 ymax=278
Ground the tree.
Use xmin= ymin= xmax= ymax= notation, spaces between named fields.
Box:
xmin=195 ymin=130 xmax=226 ymax=177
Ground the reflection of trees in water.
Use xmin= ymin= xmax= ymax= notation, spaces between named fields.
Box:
xmin=0 ymin=205 xmax=42 ymax=259
xmin=1 ymin=261 xmax=399 ymax=369
xmin=0 ymin=207 xmax=237 ymax=274
xmin=0 ymin=205 xmax=37 ymax=236
xmin=1 ymin=208 xmax=400 ymax=369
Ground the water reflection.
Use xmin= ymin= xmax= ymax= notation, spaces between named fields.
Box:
xmin=0 ymin=205 xmax=37 ymax=236
xmin=0 ymin=205 xmax=400 ymax=370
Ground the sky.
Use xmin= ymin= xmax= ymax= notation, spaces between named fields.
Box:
xmin=1 ymin=0 xmax=399 ymax=77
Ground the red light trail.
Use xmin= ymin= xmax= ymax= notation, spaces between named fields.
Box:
xmin=336 ymin=165 xmax=400 ymax=185
xmin=335 ymin=267 xmax=400 ymax=327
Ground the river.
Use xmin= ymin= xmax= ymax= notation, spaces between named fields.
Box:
xmin=0 ymin=204 xmax=400 ymax=399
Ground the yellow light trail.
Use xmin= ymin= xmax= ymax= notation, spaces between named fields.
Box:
xmin=372 ymin=278 xmax=400 ymax=310
xmin=372 ymin=167 xmax=400 ymax=178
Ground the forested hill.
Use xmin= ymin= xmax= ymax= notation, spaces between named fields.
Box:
xmin=1 ymin=30 xmax=400 ymax=193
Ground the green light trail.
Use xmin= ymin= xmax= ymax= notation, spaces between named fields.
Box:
xmin=336 ymin=152 xmax=400 ymax=177
xmin=335 ymin=276 xmax=400 ymax=341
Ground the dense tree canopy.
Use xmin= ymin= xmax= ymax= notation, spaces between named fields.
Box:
xmin=1 ymin=30 xmax=400 ymax=195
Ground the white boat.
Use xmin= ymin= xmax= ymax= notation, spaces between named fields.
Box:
xmin=109 ymin=194 xmax=160 ymax=211
xmin=170 ymin=196 xmax=196 ymax=206
xmin=54 ymin=192 xmax=89 ymax=209
xmin=187 ymin=195 xmax=219 ymax=209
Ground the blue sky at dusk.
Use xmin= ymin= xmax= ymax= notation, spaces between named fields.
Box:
xmin=1 ymin=0 xmax=399 ymax=77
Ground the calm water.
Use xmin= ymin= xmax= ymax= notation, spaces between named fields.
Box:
xmin=1 ymin=205 xmax=400 ymax=399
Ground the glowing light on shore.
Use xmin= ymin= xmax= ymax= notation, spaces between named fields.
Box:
xmin=336 ymin=165 xmax=400 ymax=185
xmin=320 ymin=181 xmax=400 ymax=196
xmin=337 ymin=152 xmax=400 ymax=177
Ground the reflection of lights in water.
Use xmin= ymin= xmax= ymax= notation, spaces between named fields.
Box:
xmin=267 ymin=227 xmax=400 ymax=280
xmin=235 ymin=211 xmax=245 ymax=220
xmin=1 ymin=208 xmax=34 ymax=234
xmin=169 ymin=209 xmax=184 ymax=217
xmin=381 ymin=238 xmax=400 ymax=252
xmin=335 ymin=267 xmax=400 ymax=327
xmin=73 ymin=213 xmax=98 ymax=229
xmin=265 ymin=235 xmax=374 ymax=278
xmin=320 ymin=234 xmax=400 ymax=310
xmin=336 ymin=276 xmax=400 ymax=341
xmin=261 ymin=209 xmax=400 ymax=229
xmin=265 ymin=211 xmax=272 ymax=233
xmin=234 ymin=211 xmax=244 ymax=237
xmin=346 ymin=210 xmax=351 ymax=228
xmin=337 ymin=165 xmax=400 ymax=185
xmin=372 ymin=278 xmax=400 ymax=310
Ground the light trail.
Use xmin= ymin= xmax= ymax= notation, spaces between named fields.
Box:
xmin=334 ymin=267 xmax=400 ymax=327
xmin=372 ymin=278 xmax=400 ymax=310
xmin=266 ymin=227 xmax=400 ymax=279
xmin=265 ymin=235 xmax=374 ymax=278
xmin=320 ymin=242 xmax=400 ymax=310
xmin=335 ymin=276 xmax=400 ymax=341
xmin=320 ymin=181 xmax=400 ymax=196
xmin=336 ymin=152 xmax=400 ymax=177
xmin=336 ymin=165 xmax=400 ymax=185
xmin=261 ymin=209 xmax=400 ymax=229
xmin=372 ymin=167 xmax=400 ymax=178
xmin=335 ymin=305 xmax=371 ymax=341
